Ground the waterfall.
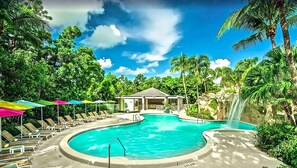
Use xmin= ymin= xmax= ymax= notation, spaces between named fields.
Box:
xmin=227 ymin=95 xmax=247 ymax=128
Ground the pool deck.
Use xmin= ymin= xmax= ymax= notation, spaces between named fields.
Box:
xmin=31 ymin=113 xmax=284 ymax=168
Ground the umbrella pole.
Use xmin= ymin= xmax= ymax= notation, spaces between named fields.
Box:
xmin=41 ymin=107 xmax=43 ymax=129
xmin=85 ymin=104 xmax=87 ymax=113
xmin=57 ymin=105 xmax=59 ymax=124
xmin=99 ymin=104 xmax=100 ymax=112
xmin=73 ymin=105 xmax=76 ymax=120
xmin=96 ymin=104 xmax=97 ymax=112
xmin=21 ymin=116 xmax=23 ymax=138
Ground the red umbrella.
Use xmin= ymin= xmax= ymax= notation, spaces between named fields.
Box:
xmin=0 ymin=107 xmax=24 ymax=151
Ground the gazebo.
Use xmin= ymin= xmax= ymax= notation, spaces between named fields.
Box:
xmin=116 ymin=87 xmax=184 ymax=112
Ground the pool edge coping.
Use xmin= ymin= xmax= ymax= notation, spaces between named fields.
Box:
xmin=59 ymin=115 xmax=253 ymax=168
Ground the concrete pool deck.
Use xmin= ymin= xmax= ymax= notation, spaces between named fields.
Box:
xmin=32 ymin=113 xmax=284 ymax=168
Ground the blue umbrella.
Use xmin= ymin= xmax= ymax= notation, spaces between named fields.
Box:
xmin=68 ymin=100 xmax=83 ymax=119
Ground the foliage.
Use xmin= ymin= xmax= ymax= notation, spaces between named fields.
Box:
xmin=269 ymin=136 xmax=297 ymax=167
xmin=209 ymin=99 xmax=218 ymax=110
xmin=187 ymin=104 xmax=214 ymax=120
xmin=256 ymin=121 xmax=296 ymax=151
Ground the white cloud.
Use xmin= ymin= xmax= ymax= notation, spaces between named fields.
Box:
xmin=210 ymin=59 xmax=231 ymax=70
xmin=81 ymin=25 xmax=126 ymax=49
xmin=124 ymin=8 xmax=181 ymax=63
xmin=157 ymin=69 xmax=179 ymax=77
xmin=43 ymin=0 xmax=104 ymax=31
xmin=114 ymin=66 xmax=149 ymax=75
xmin=97 ymin=58 xmax=112 ymax=69
xmin=145 ymin=61 xmax=159 ymax=68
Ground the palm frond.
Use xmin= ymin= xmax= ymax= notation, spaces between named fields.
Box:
xmin=232 ymin=32 xmax=265 ymax=51
xmin=217 ymin=10 xmax=241 ymax=39
xmin=287 ymin=14 xmax=297 ymax=27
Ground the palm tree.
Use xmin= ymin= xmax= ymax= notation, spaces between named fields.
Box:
xmin=217 ymin=0 xmax=279 ymax=50
xmin=273 ymin=0 xmax=297 ymax=92
xmin=170 ymin=53 xmax=189 ymax=108
xmin=215 ymin=67 xmax=236 ymax=88
xmin=234 ymin=57 xmax=258 ymax=89
xmin=188 ymin=55 xmax=210 ymax=116
xmin=0 ymin=0 xmax=50 ymax=49
xmin=241 ymin=47 xmax=297 ymax=125
xmin=217 ymin=0 xmax=297 ymax=51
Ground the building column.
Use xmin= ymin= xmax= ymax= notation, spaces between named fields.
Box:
xmin=142 ymin=96 xmax=145 ymax=111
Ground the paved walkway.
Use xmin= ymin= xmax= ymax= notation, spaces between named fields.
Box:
xmin=32 ymin=114 xmax=283 ymax=168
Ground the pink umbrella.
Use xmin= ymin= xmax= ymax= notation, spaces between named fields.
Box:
xmin=53 ymin=100 xmax=69 ymax=124
xmin=0 ymin=107 xmax=24 ymax=151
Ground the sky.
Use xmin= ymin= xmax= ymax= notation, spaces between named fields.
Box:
xmin=43 ymin=0 xmax=297 ymax=79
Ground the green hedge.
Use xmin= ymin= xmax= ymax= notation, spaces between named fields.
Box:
xmin=187 ymin=104 xmax=214 ymax=120
xmin=256 ymin=121 xmax=297 ymax=167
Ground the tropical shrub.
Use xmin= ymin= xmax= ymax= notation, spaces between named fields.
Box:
xmin=256 ymin=121 xmax=295 ymax=151
xmin=187 ymin=104 xmax=214 ymax=120
xmin=268 ymin=136 xmax=297 ymax=168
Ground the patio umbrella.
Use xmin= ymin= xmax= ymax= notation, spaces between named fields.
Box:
xmin=16 ymin=100 xmax=45 ymax=129
xmin=0 ymin=107 xmax=24 ymax=152
xmin=0 ymin=100 xmax=33 ymax=138
xmin=94 ymin=100 xmax=106 ymax=112
xmin=68 ymin=100 xmax=83 ymax=119
xmin=81 ymin=100 xmax=94 ymax=113
xmin=53 ymin=100 xmax=69 ymax=124
xmin=35 ymin=100 xmax=55 ymax=128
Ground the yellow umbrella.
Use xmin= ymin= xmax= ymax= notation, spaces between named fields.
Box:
xmin=0 ymin=100 xmax=33 ymax=138
xmin=82 ymin=100 xmax=94 ymax=113
xmin=0 ymin=100 xmax=32 ymax=110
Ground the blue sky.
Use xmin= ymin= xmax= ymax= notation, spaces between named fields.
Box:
xmin=43 ymin=0 xmax=297 ymax=79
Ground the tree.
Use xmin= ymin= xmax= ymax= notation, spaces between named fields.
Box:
xmin=241 ymin=47 xmax=297 ymax=125
xmin=170 ymin=53 xmax=189 ymax=107
xmin=134 ymin=74 xmax=147 ymax=92
xmin=217 ymin=0 xmax=280 ymax=50
xmin=217 ymin=0 xmax=297 ymax=51
xmin=273 ymin=0 xmax=297 ymax=95
xmin=234 ymin=57 xmax=258 ymax=89
xmin=188 ymin=55 xmax=210 ymax=116
xmin=0 ymin=0 xmax=51 ymax=50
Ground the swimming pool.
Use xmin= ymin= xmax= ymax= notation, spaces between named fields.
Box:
xmin=68 ymin=114 xmax=255 ymax=160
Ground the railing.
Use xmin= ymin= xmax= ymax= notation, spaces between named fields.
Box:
xmin=108 ymin=138 xmax=126 ymax=168
xmin=133 ymin=114 xmax=141 ymax=122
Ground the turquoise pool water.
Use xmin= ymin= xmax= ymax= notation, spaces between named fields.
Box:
xmin=68 ymin=114 xmax=255 ymax=159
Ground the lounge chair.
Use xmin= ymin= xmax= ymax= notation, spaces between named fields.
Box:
xmin=2 ymin=140 xmax=37 ymax=152
xmin=88 ymin=112 xmax=102 ymax=120
xmin=75 ymin=114 xmax=92 ymax=122
xmin=15 ymin=126 xmax=49 ymax=141
xmin=0 ymin=158 xmax=33 ymax=168
xmin=2 ymin=130 xmax=42 ymax=145
xmin=93 ymin=112 xmax=106 ymax=119
xmin=0 ymin=152 xmax=32 ymax=162
xmin=101 ymin=111 xmax=113 ymax=118
xmin=15 ymin=126 xmax=40 ymax=138
xmin=45 ymin=118 xmax=68 ymax=130
xmin=64 ymin=115 xmax=81 ymax=125
xmin=24 ymin=123 xmax=55 ymax=137
xmin=81 ymin=113 xmax=96 ymax=122
xmin=37 ymin=120 xmax=55 ymax=130
xmin=57 ymin=117 xmax=77 ymax=127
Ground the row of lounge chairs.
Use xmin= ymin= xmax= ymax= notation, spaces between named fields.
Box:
xmin=1 ymin=111 xmax=113 ymax=167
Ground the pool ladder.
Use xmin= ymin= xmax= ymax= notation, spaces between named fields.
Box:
xmin=133 ymin=114 xmax=141 ymax=122
xmin=108 ymin=137 xmax=126 ymax=168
